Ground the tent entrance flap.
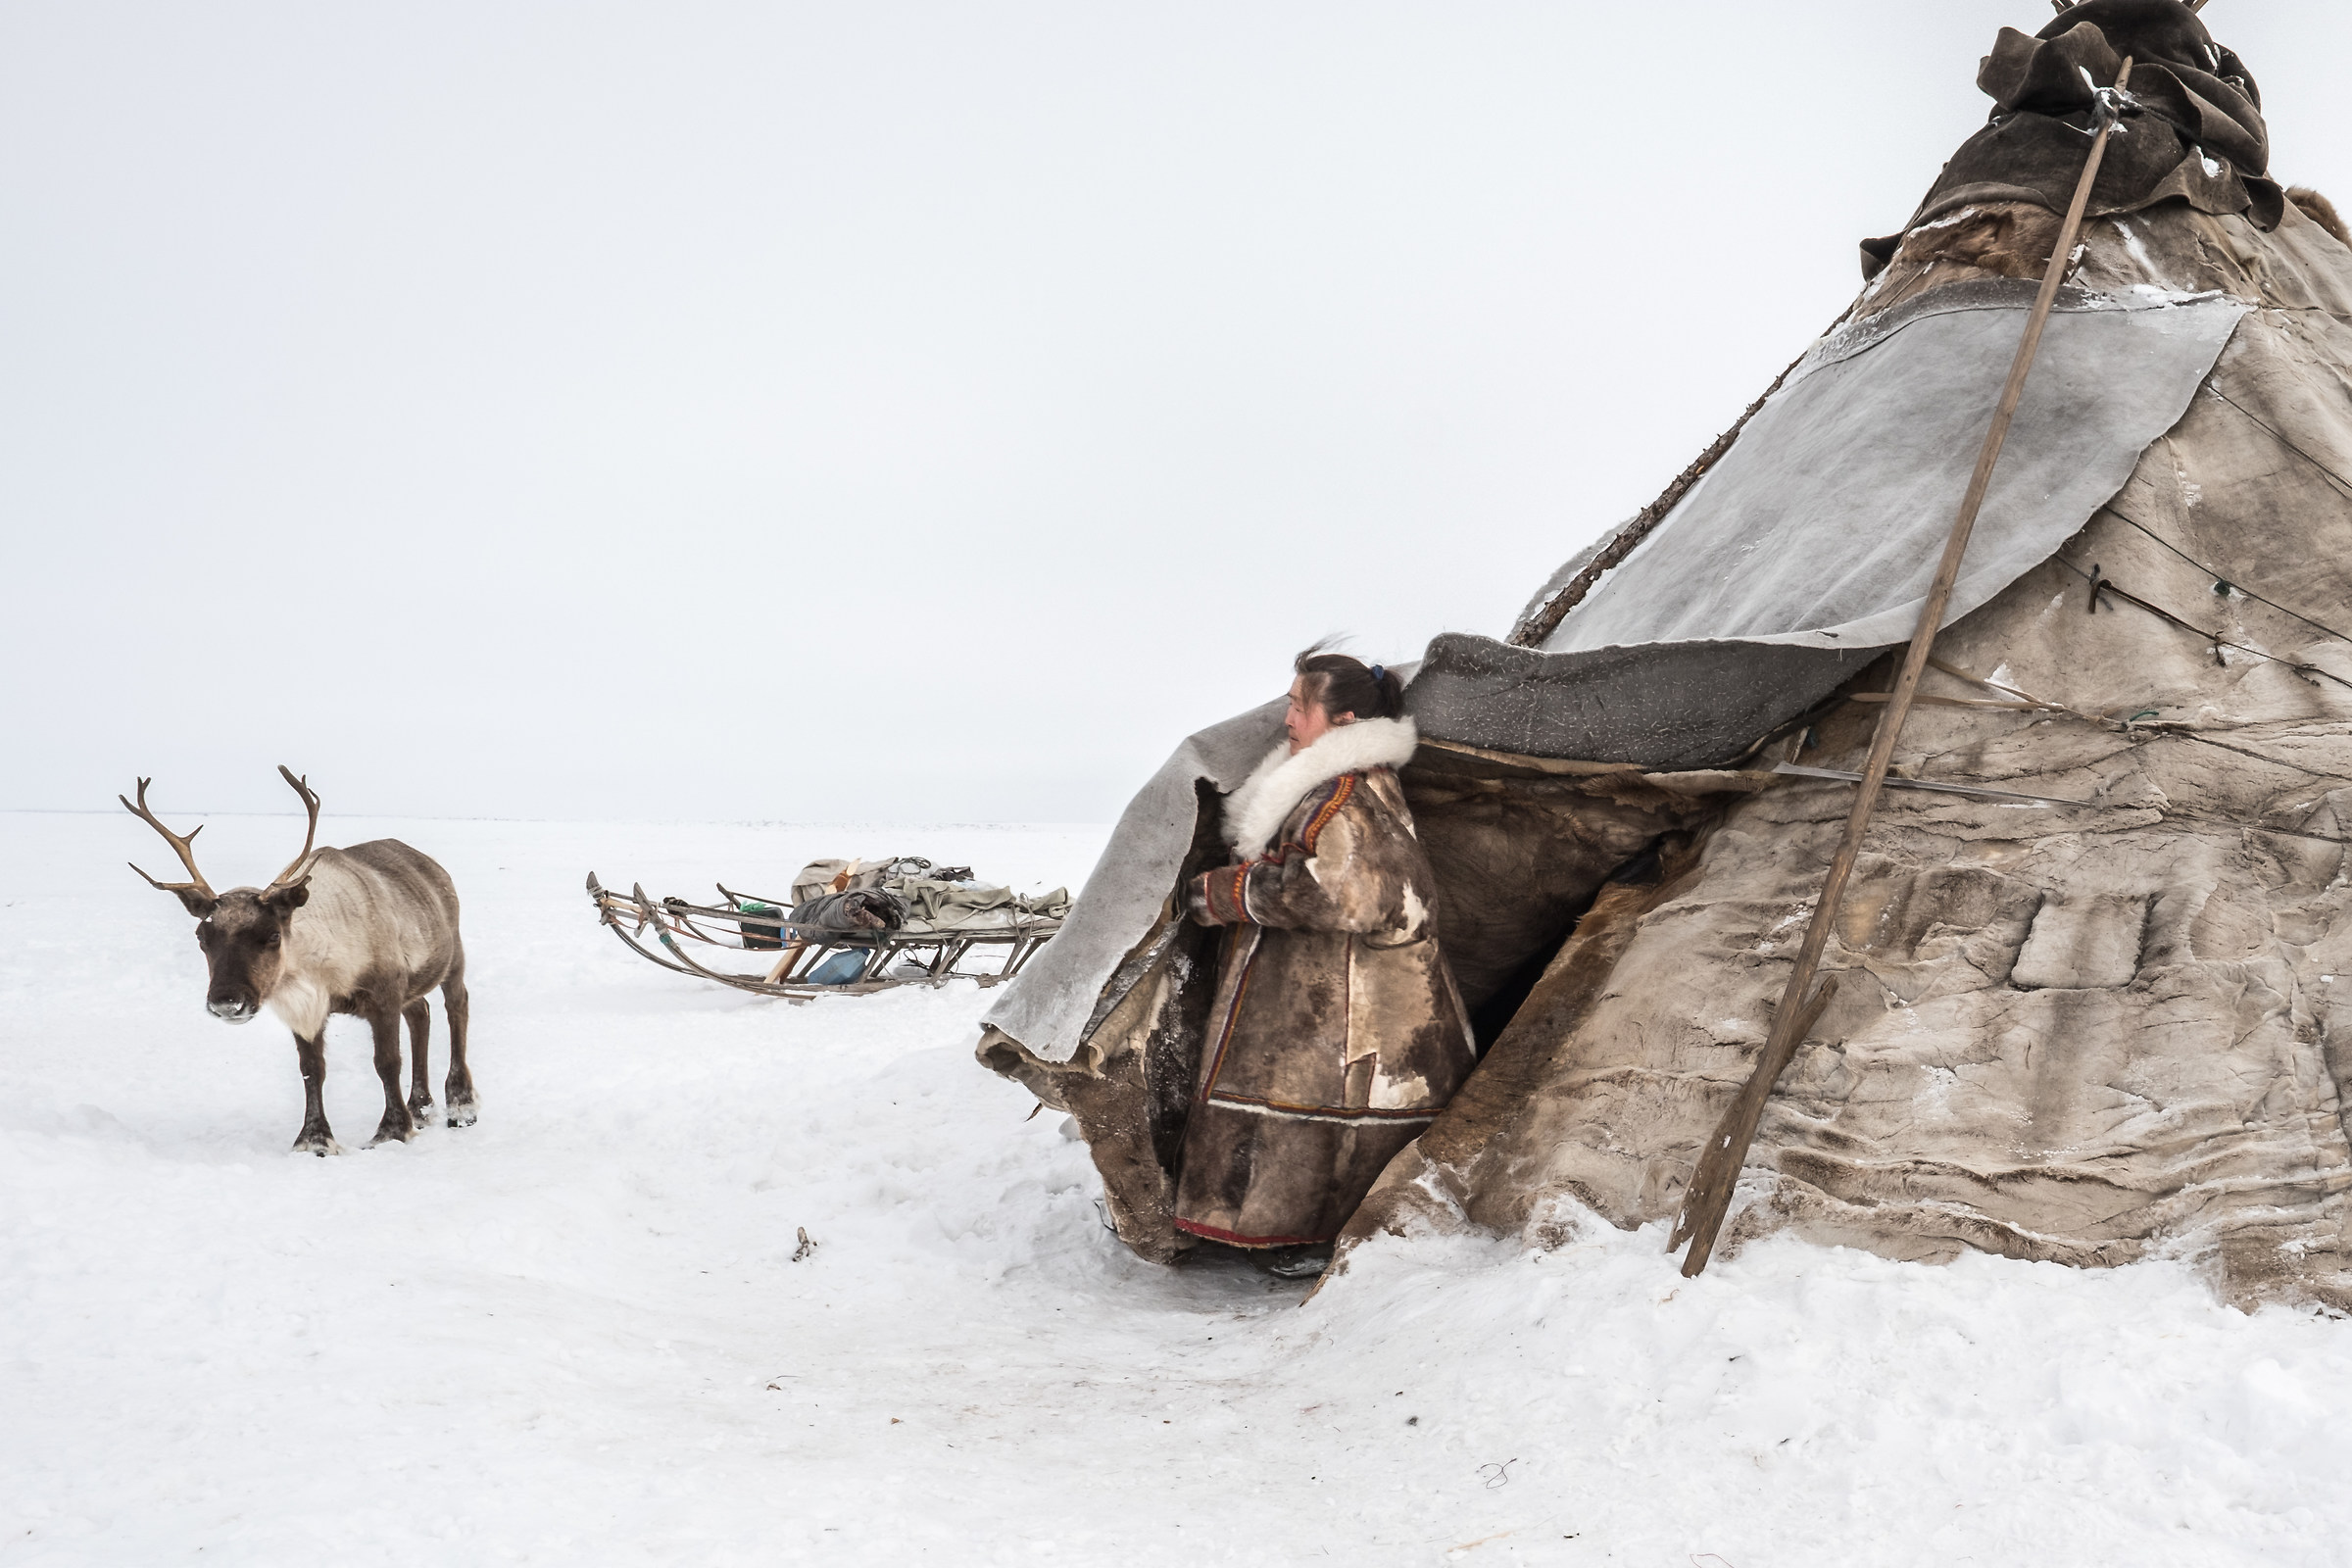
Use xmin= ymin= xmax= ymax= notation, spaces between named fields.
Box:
xmin=975 ymin=738 xmax=1770 ymax=1264
xmin=1399 ymin=742 xmax=1754 ymax=1019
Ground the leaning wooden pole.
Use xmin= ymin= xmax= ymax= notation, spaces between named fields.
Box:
xmin=1670 ymin=59 xmax=2137 ymax=1277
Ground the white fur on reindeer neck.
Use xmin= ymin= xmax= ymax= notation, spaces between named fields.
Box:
xmin=1221 ymin=715 xmax=1418 ymax=855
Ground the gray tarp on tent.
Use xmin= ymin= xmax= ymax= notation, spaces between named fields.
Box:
xmin=1406 ymin=280 xmax=2245 ymax=768
xmin=986 ymin=283 xmax=2243 ymax=1068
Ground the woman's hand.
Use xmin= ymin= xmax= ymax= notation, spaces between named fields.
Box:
xmin=1187 ymin=866 xmax=1242 ymax=927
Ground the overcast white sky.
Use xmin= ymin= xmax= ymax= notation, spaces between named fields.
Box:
xmin=7 ymin=1 xmax=2350 ymax=832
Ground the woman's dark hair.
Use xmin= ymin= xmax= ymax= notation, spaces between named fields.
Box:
xmin=1294 ymin=642 xmax=1404 ymax=721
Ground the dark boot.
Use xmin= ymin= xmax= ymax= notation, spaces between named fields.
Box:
xmin=1252 ymin=1244 xmax=1333 ymax=1280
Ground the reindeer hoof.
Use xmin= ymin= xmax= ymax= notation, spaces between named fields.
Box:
xmin=367 ymin=1121 xmax=418 ymax=1148
xmin=445 ymin=1101 xmax=478 ymax=1129
xmin=291 ymin=1130 xmax=343 ymax=1157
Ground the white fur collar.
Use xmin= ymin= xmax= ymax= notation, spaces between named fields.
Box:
xmin=1222 ymin=715 xmax=1418 ymax=854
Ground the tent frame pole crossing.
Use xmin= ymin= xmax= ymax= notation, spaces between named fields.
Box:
xmin=1669 ymin=59 xmax=2139 ymax=1277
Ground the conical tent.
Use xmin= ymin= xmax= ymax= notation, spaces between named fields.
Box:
xmin=981 ymin=0 xmax=2352 ymax=1305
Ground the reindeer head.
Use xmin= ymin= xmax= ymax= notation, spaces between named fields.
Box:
xmin=122 ymin=767 xmax=322 ymax=1024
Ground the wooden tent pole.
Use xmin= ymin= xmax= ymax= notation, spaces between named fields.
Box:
xmin=1670 ymin=59 xmax=2137 ymax=1278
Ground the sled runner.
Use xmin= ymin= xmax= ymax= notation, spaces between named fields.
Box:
xmin=585 ymin=869 xmax=1063 ymax=1000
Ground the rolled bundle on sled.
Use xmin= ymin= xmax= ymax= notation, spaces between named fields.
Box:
xmin=588 ymin=855 xmax=1070 ymax=998
xmin=980 ymin=0 xmax=2352 ymax=1307
xmin=788 ymin=888 xmax=906 ymax=934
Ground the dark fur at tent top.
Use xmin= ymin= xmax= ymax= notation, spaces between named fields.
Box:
xmin=982 ymin=0 xmax=2352 ymax=1306
xmin=1861 ymin=0 xmax=2281 ymax=278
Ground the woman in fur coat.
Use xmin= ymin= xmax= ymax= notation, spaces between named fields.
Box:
xmin=1178 ymin=648 xmax=1477 ymax=1277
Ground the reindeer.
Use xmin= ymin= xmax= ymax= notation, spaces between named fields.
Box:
xmin=123 ymin=766 xmax=475 ymax=1154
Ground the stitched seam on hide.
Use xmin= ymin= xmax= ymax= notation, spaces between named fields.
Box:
xmin=1194 ymin=927 xmax=1257 ymax=1107
xmin=1343 ymin=930 xmax=1357 ymax=1103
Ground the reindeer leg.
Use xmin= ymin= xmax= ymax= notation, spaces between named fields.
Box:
xmin=291 ymin=1032 xmax=341 ymax=1155
xmin=404 ymin=999 xmax=435 ymax=1123
xmin=441 ymin=957 xmax=477 ymax=1129
xmin=366 ymin=1008 xmax=417 ymax=1147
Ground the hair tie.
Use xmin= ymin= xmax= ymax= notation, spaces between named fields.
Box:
xmin=1370 ymin=663 xmax=1386 ymax=683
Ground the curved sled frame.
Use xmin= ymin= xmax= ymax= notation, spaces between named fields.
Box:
xmin=584 ymin=872 xmax=1058 ymax=1001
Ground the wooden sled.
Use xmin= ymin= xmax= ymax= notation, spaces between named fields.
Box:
xmin=585 ymin=871 xmax=1060 ymax=1001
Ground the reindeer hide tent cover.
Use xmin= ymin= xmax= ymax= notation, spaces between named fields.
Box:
xmin=980 ymin=0 xmax=2352 ymax=1305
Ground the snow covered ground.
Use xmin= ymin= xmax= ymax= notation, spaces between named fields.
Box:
xmin=6 ymin=808 xmax=2352 ymax=1566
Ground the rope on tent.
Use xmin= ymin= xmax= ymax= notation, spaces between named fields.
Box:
xmin=2163 ymin=729 xmax=2349 ymax=782
xmin=2103 ymin=500 xmax=2352 ymax=649
xmin=2202 ymin=382 xmax=2352 ymax=503
xmin=2053 ymin=552 xmax=2352 ymax=694
xmin=1669 ymin=60 xmax=2143 ymax=1281
xmin=1924 ymin=643 xmax=2352 ymax=787
xmin=1769 ymin=760 xmax=2095 ymax=808
xmin=1844 ymin=646 xmax=2352 ymax=836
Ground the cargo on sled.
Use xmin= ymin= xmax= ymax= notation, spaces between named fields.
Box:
xmin=586 ymin=856 xmax=1068 ymax=1000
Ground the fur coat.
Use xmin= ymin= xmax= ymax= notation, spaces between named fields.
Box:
xmin=1175 ymin=716 xmax=1476 ymax=1249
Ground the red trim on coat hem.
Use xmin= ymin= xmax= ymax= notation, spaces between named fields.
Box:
xmin=1173 ymin=1217 xmax=1337 ymax=1249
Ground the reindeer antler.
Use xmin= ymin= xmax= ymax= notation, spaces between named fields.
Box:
xmin=270 ymin=765 xmax=322 ymax=889
xmin=121 ymin=778 xmax=219 ymax=903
